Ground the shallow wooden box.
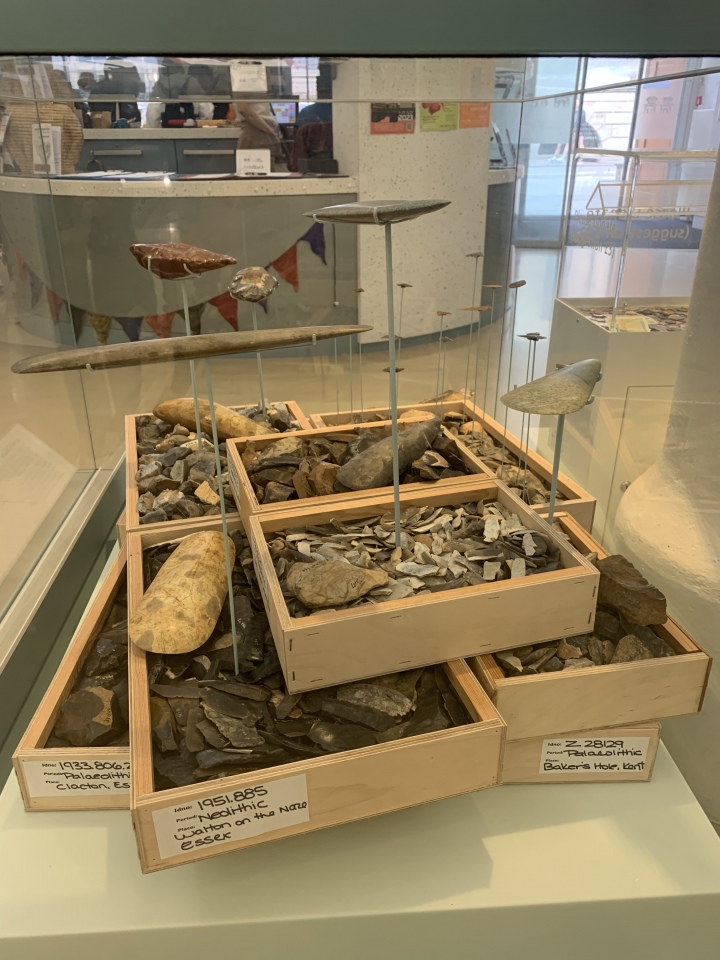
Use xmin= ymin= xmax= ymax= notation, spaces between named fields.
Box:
xmin=12 ymin=551 xmax=130 ymax=811
xmin=310 ymin=399 xmax=596 ymax=532
xmin=125 ymin=528 xmax=505 ymax=873
xmin=247 ymin=480 xmax=599 ymax=693
xmin=469 ymin=514 xmax=712 ymax=741
xmin=125 ymin=399 xmax=310 ymax=535
xmin=226 ymin=419 xmax=492 ymax=520
xmin=502 ymin=721 xmax=661 ymax=784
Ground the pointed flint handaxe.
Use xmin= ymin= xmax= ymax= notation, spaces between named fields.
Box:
xmin=130 ymin=243 xmax=237 ymax=280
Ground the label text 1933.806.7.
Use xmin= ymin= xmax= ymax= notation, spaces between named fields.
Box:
xmin=22 ymin=758 xmax=131 ymax=796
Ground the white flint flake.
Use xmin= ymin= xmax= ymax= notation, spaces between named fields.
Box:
xmin=483 ymin=517 xmax=501 ymax=542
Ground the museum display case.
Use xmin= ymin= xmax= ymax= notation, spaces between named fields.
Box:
xmin=1 ymin=51 xmax=718 ymax=876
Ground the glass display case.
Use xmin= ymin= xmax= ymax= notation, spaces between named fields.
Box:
xmin=2 ymin=52 xmax=720 ymax=855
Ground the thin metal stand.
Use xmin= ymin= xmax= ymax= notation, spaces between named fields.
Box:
xmin=470 ymin=308 xmax=490 ymax=438
xmin=396 ymin=282 xmax=409 ymax=403
xmin=547 ymin=414 xmax=565 ymax=526
xmin=333 ymin=340 xmax=340 ymax=415
xmin=349 ymin=335 xmax=354 ymax=419
xmin=463 ymin=255 xmax=481 ymax=400
xmin=179 ymin=281 xmax=204 ymax=446
xmin=521 ymin=335 xmax=541 ymax=500
xmin=384 ymin=222 xmax=402 ymax=547
xmin=250 ymin=302 xmax=266 ymax=416
xmin=203 ymin=360 xmax=240 ymax=674
xmin=518 ymin=337 xmax=533 ymax=493
xmin=357 ymin=287 xmax=365 ymax=421
xmin=477 ymin=286 xmax=499 ymax=439
xmin=499 ymin=281 xmax=525 ymax=476
xmin=434 ymin=311 xmax=448 ymax=414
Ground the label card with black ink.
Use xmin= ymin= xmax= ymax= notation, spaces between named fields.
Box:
xmin=22 ymin=758 xmax=131 ymax=796
xmin=152 ymin=773 xmax=309 ymax=860
xmin=539 ymin=737 xmax=650 ymax=774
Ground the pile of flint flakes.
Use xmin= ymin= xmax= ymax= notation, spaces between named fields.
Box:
xmin=494 ymin=552 xmax=676 ymax=676
xmin=268 ymin=499 xmax=564 ymax=618
xmin=134 ymin=403 xmax=299 ymax=525
xmin=143 ymin=535 xmax=471 ymax=790
xmin=314 ymin=408 xmax=566 ymax=508
xmin=49 ymin=585 xmax=129 ymax=748
xmin=240 ymin=423 xmax=471 ymax=505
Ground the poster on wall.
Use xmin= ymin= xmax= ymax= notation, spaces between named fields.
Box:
xmin=419 ymin=102 xmax=459 ymax=132
xmin=459 ymin=102 xmax=491 ymax=129
xmin=370 ymin=103 xmax=416 ymax=134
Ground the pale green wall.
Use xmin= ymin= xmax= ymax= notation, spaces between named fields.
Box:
xmin=0 ymin=0 xmax=718 ymax=56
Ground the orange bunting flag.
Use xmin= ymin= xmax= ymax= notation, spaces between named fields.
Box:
xmin=144 ymin=312 xmax=175 ymax=338
xmin=208 ymin=290 xmax=239 ymax=330
xmin=268 ymin=244 xmax=299 ymax=292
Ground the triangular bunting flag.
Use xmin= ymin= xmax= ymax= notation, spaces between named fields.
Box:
xmin=208 ymin=291 xmax=239 ymax=330
xmin=298 ymin=222 xmax=327 ymax=264
xmin=144 ymin=313 xmax=175 ymax=338
xmin=115 ymin=316 xmax=143 ymax=342
xmin=268 ymin=244 xmax=299 ymax=292
xmin=46 ymin=288 xmax=65 ymax=324
xmin=28 ymin=269 xmax=44 ymax=309
xmin=14 ymin=250 xmax=27 ymax=281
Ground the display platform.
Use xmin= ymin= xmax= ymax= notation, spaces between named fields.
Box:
xmin=1 ymin=746 xmax=719 ymax=959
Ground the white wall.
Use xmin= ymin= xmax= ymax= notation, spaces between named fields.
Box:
xmin=333 ymin=58 xmax=493 ymax=344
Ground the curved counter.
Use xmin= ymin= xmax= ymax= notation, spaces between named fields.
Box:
xmin=0 ymin=175 xmax=358 ymax=344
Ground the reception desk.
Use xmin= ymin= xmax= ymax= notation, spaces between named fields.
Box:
xmin=80 ymin=127 xmax=242 ymax=176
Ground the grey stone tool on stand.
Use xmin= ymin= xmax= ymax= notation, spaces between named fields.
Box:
xmin=501 ymin=358 xmax=603 ymax=524
xmin=305 ymin=199 xmax=450 ymax=546
xmin=229 ymin=266 xmax=280 ymax=416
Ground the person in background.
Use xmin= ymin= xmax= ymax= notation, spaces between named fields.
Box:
xmin=49 ymin=69 xmax=91 ymax=129
xmin=145 ymin=60 xmax=214 ymax=127
xmin=76 ymin=72 xmax=96 ymax=97
xmin=232 ymin=100 xmax=281 ymax=156
xmin=92 ymin=59 xmax=143 ymax=125
xmin=296 ymin=63 xmax=334 ymax=128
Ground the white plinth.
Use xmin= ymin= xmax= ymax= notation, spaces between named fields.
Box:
xmin=2 ymin=746 xmax=720 ymax=960
xmin=541 ymin=297 xmax=686 ymax=539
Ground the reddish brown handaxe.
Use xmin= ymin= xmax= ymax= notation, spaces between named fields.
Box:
xmin=130 ymin=242 xmax=237 ymax=280
xmin=596 ymin=554 xmax=667 ymax=625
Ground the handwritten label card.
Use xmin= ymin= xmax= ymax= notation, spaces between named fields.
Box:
xmin=23 ymin=758 xmax=130 ymax=797
xmin=152 ymin=774 xmax=309 ymax=860
xmin=236 ymin=149 xmax=271 ymax=176
xmin=539 ymin=737 xmax=650 ymax=774
xmin=230 ymin=61 xmax=267 ymax=93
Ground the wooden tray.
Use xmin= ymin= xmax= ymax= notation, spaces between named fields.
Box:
xmin=226 ymin=420 xmax=492 ymax=519
xmin=501 ymin=721 xmax=661 ymax=784
xmin=125 ymin=400 xmax=310 ymax=535
xmin=247 ymin=480 xmax=599 ymax=692
xmin=310 ymin=398 xmax=596 ymax=531
xmin=126 ymin=529 xmax=505 ymax=872
xmin=117 ymin=509 xmax=126 ymax=548
xmin=469 ymin=514 xmax=712 ymax=740
xmin=12 ymin=551 xmax=130 ymax=811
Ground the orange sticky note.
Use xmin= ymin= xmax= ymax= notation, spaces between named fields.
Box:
xmin=459 ymin=102 xmax=490 ymax=129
